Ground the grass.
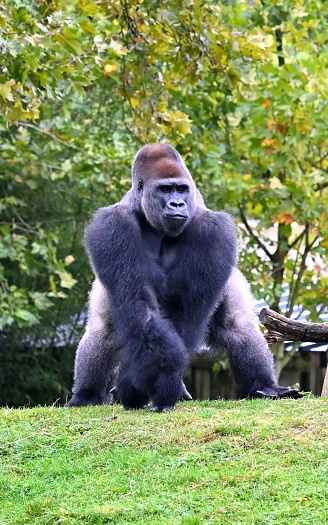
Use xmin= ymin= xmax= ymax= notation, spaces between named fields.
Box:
xmin=1 ymin=397 xmax=327 ymax=525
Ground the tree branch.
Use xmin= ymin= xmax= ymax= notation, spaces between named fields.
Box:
xmin=288 ymin=225 xmax=307 ymax=250
xmin=238 ymin=205 xmax=273 ymax=260
xmin=17 ymin=122 xmax=86 ymax=152
xmin=260 ymin=308 xmax=328 ymax=343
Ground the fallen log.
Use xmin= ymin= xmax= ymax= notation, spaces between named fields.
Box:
xmin=259 ymin=308 xmax=328 ymax=343
xmin=259 ymin=308 xmax=328 ymax=396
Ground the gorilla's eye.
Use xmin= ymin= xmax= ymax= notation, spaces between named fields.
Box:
xmin=177 ymin=184 xmax=189 ymax=193
xmin=159 ymin=185 xmax=172 ymax=193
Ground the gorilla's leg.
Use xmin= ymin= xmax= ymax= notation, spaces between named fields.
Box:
xmin=68 ymin=279 xmax=121 ymax=407
xmin=67 ymin=329 xmax=119 ymax=406
xmin=209 ymin=268 xmax=302 ymax=400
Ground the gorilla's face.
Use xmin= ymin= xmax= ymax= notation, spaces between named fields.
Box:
xmin=133 ymin=150 xmax=196 ymax=237
xmin=141 ymin=179 xmax=192 ymax=237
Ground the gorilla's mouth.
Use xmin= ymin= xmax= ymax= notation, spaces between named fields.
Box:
xmin=164 ymin=213 xmax=188 ymax=220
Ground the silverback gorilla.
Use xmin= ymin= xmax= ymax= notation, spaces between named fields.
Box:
xmin=68 ymin=144 xmax=302 ymax=411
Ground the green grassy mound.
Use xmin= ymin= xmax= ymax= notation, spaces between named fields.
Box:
xmin=1 ymin=397 xmax=327 ymax=524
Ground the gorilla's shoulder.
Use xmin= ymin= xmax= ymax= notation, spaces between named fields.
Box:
xmin=193 ymin=209 xmax=236 ymax=236
xmin=86 ymin=200 xmax=139 ymax=240
xmin=91 ymin=203 xmax=132 ymax=222
xmin=208 ymin=210 xmax=236 ymax=227
xmin=188 ymin=210 xmax=237 ymax=262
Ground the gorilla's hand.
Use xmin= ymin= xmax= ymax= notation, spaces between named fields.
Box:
xmin=111 ymin=380 xmax=192 ymax=411
xmin=251 ymin=386 xmax=303 ymax=399
xmin=110 ymin=385 xmax=119 ymax=403
xmin=151 ymin=405 xmax=176 ymax=413
xmin=151 ymin=382 xmax=192 ymax=412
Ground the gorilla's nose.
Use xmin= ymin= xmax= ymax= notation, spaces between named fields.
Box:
xmin=168 ymin=200 xmax=187 ymax=210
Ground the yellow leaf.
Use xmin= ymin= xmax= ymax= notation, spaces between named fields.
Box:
xmin=78 ymin=0 xmax=99 ymax=16
xmin=130 ymin=97 xmax=140 ymax=108
xmin=175 ymin=119 xmax=192 ymax=136
xmin=270 ymin=177 xmax=283 ymax=190
xmin=25 ymin=34 xmax=44 ymax=47
xmin=64 ymin=255 xmax=75 ymax=266
xmin=0 ymin=79 xmax=15 ymax=101
xmin=267 ymin=119 xmax=275 ymax=132
xmin=56 ymin=271 xmax=77 ymax=289
xmin=104 ymin=63 xmax=117 ymax=75
xmin=261 ymin=138 xmax=278 ymax=147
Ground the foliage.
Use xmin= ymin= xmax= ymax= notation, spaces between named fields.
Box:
xmin=0 ymin=0 xmax=327 ymax=404
xmin=200 ymin=0 xmax=328 ymax=320
xmin=1 ymin=399 xmax=328 ymax=524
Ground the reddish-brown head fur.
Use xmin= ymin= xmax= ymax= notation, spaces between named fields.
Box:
xmin=132 ymin=144 xmax=192 ymax=188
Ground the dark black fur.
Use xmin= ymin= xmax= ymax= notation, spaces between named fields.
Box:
xmin=68 ymin=144 xmax=302 ymax=411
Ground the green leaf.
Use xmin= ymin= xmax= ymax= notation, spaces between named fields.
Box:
xmin=15 ymin=310 xmax=39 ymax=324
xmin=30 ymin=292 xmax=53 ymax=311
xmin=56 ymin=32 xmax=83 ymax=55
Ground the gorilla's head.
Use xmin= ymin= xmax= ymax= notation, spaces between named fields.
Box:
xmin=132 ymin=144 xmax=199 ymax=237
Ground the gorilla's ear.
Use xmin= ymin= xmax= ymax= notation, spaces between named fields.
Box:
xmin=138 ymin=179 xmax=144 ymax=193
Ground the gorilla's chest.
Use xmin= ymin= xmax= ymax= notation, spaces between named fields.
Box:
xmin=141 ymin=226 xmax=220 ymax=307
xmin=139 ymin=219 xmax=232 ymax=340
xmin=141 ymin=227 xmax=179 ymax=271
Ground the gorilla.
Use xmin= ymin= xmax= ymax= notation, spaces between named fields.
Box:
xmin=68 ymin=143 xmax=302 ymax=411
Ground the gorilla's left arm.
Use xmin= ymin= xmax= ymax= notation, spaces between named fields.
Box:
xmin=208 ymin=267 xmax=303 ymax=399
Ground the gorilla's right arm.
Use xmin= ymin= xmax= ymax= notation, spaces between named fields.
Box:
xmin=84 ymin=204 xmax=189 ymax=410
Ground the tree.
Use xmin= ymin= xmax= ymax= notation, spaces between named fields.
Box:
xmin=192 ymin=0 xmax=328 ymax=377
xmin=0 ymin=0 xmax=241 ymax=404
xmin=1 ymin=0 xmax=327 ymax=404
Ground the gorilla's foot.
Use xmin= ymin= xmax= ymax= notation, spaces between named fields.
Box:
xmin=151 ymin=405 xmax=176 ymax=413
xmin=111 ymin=385 xmax=149 ymax=408
xmin=67 ymin=395 xmax=101 ymax=407
xmin=276 ymin=386 xmax=304 ymax=399
xmin=251 ymin=386 xmax=303 ymax=400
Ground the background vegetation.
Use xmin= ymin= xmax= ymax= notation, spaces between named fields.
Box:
xmin=0 ymin=0 xmax=327 ymax=405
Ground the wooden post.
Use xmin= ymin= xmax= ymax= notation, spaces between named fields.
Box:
xmin=321 ymin=367 xmax=328 ymax=397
